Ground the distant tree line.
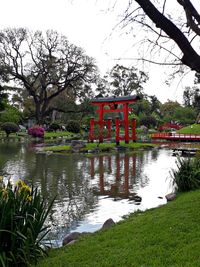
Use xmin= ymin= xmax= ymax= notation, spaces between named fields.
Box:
xmin=0 ymin=27 xmax=199 ymax=130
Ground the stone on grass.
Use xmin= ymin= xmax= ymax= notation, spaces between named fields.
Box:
xmin=70 ymin=140 xmax=85 ymax=152
xmin=101 ymin=218 xmax=115 ymax=230
xmin=165 ymin=193 xmax=176 ymax=202
xmin=62 ymin=232 xmax=81 ymax=246
xmin=62 ymin=219 xmax=116 ymax=246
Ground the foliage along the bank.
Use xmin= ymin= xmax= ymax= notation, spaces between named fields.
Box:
xmin=0 ymin=177 xmax=55 ymax=266
xmin=171 ymin=155 xmax=200 ymax=192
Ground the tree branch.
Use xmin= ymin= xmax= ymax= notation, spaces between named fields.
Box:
xmin=134 ymin=0 xmax=200 ymax=72
xmin=177 ymin=0 xmax=200 ymax=36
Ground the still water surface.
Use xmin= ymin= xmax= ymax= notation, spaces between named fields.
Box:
xmin=0 ymin=140 xmax=177 ymax=246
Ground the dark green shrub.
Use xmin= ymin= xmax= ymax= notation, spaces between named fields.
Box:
xmin=171 ymin=156 xmax=200 ymax=192
xmin=140 ymin=116 xmax=157 ymax=128
xmin=48 ymin=123 xmax=60 ymax=132
xmin=1 ymin=122 xmax=19 ymax=137
xmin=66 ymin=120 xmax=80 ymax=133
xmin=0 ymin=178 xmax=55 ymax=266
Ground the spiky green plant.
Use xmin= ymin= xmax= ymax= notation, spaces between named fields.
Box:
xmin=0 ymin=177 xmax=55 ymax=267
xmin=171 ymin=156 xmax=200 ymax=192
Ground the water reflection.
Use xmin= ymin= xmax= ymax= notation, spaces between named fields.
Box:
xmin=90 ymin=154 xmax=148 ymax=199
xmin=0 ymin=141 xmax=177 ymax=246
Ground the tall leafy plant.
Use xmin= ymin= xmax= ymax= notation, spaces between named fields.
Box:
xmin=171 ymin=156 xmax=200 ymax=192
xmin=0 ymin=178 xmax=55 ymax=266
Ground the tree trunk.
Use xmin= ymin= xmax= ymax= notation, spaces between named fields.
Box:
xmin=196 ymin=113 xmax=200 ymax=124
xmin=35 ymin=103 xmax=44 ymax=125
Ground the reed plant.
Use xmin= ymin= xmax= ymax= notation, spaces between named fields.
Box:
xmin=171 ymin=156 xmax=200 ymax=192
xmin=0 ymin=177 xmax=54 ymax=267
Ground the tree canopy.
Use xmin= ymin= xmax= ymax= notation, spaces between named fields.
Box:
xmin=0 ymin=28 xmax=97 ymax=124
xmin=109 ymin=64 xmax=148 ymax=96
xmin=0 ymin=86 xmax=8 ymax=112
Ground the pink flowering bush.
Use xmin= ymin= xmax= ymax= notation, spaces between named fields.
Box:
xmin=28 ymin=126 xmax=45 ymax=138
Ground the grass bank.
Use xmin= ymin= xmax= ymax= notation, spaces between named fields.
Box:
xmin=178 ymin=124 xmax=200 ymax=134
xmin=35 ymin=190 xmax=200 ymax=267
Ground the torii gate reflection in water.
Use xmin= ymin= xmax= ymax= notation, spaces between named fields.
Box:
xmin=89 ymin=95 xmax=140 ymax=144
xmin=90 ymin=154 xmax=137 ymax=199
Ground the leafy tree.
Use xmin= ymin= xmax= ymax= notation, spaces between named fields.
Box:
xmin=173 ymin=106 xmax=196 ymax=125
xmin=109 ymin=64 xmax=148 ymax=96
xmin=183 ymin=86 xmax=200 ymax=112
xmin=95 ymin=76 xmax=110 ymax=97
xmin=9 ymin=87 xmax=36 ymax=122
xmin=160 ymin=100 xmax=181 ymax=122
xmin=133 ymin=97 xmax=151 ymax=116
xmin=149 ymin=95 xmax=161 ymax=115
xmin=0 ymin=105 xmax=21 ymax=124
xmin=193 ymin=73 xmax=200 ymax=112
xmin=123 ymin=0 xmax=200 ymax=73
xmin=48 ymin=91 xmax=94 ymax=124
xmin=140 ymin=115 xmax=157 ymax=128
xmin=183 ymin=86 xmax=193 ymax=107
xmin=0 ymin=87 xmax=8 ymax=112
xmin=0 ymin=28 xmax=97 ymax=124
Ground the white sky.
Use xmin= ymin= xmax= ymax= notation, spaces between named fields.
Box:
xmin=0 ymin=0 xmax=197 ymax=103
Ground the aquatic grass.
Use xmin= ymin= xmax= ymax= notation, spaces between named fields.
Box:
xmin=43 ymin=142 xmax=155 ymax=154
xmin=0 ymin=178 xmax=55 ymax=266
xmin=35 ymin=190 xmax=200 ymax=267
xmin=171 ymin=156 xmax=200 ymax=192
xmin=43 ymin=145 xmax=71 ymax=152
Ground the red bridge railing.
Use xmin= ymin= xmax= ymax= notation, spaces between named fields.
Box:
xmin=151 ymin=132 xmax=200 ymax=141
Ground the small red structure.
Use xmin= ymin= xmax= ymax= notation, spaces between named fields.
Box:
xmin=89 ymin=95 xmax=140 ymax=144
xmin=158 ymin=122 xmax=183 ymax=132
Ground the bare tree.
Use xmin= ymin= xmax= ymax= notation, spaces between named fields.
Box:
xmin=122 ymin=0 xmax=200 ymax=73
xmin=0 ymin=28 xmax=97 ymax=124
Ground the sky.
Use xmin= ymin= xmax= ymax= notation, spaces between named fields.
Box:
xmin=0 ymin=0 xmax=197 ymax=103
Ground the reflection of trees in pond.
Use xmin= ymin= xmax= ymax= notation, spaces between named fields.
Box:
xmin=134 ymin=151 xmax=158 ymax=188
xmin=0 ymin=141 xmax=25 ymax=178
xmin=22 ymin=153 xmax=98 ymax=234
xmin=47 ymin=182 xmax=97 ymax=241
xmin=0 ymin=142 xmax=160 ymax=243
xmin=0 ymin=143 xmax=98 ymax=237
xmin=151 ymin=149 xmax=159 ymax=161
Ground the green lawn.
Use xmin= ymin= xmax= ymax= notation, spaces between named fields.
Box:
xmin=178 ymin=124 xmax=200 ymax=134
xmin=35 ymin=190 xmax=200 ymax=267
xmin=44 ymin=131 xmax=81 ymax=139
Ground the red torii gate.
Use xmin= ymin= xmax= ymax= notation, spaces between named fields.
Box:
xmin=89 ymin=95 xmax=140 ymax=144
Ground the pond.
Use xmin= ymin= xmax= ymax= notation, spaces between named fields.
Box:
xmin=0 ymin=140 xmax=177 ymax=247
